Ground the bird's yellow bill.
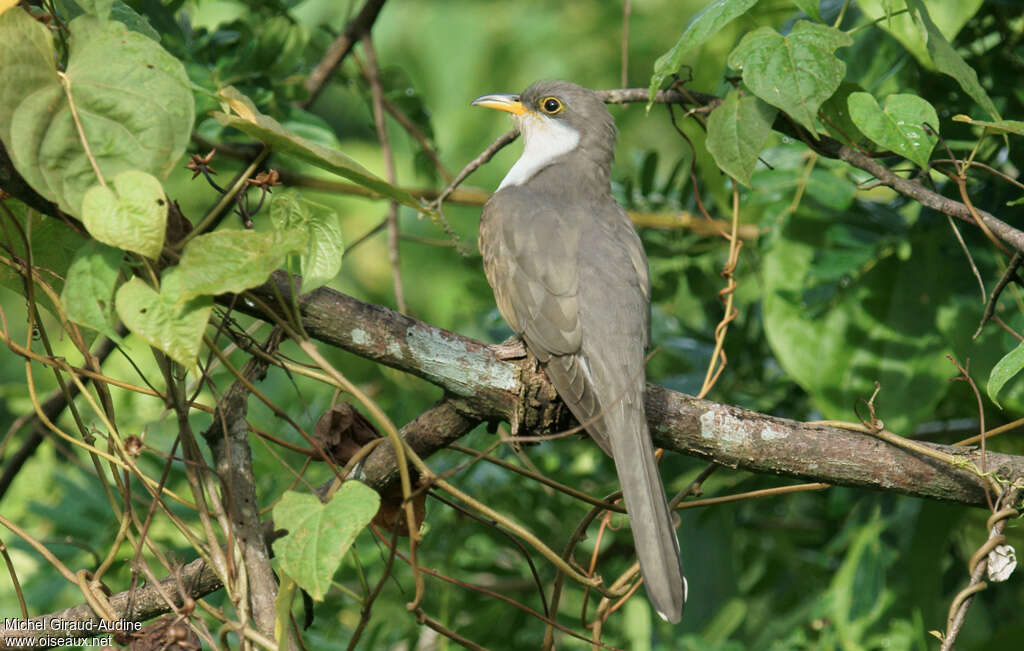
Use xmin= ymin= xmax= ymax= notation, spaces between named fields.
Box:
xmin=471 ymin=93 xmax=527 ymax=115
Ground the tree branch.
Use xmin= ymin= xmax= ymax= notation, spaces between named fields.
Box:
xmin=236 ymin=274 xmax=1024 ymax=508
xmin=301 ymin=0 xmax=388 ymax=107
xmin=0 ymin=558 xmax=221 ymax=648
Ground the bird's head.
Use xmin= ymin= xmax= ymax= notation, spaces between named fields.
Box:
xmin=472 ymin=80 xmax=617 ymax=185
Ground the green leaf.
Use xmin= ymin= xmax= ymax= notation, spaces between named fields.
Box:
xmin=857 ymin=0 xmax=983 ymax=70
xmin=0 ymin=203 xmax=87 ymax=303
xmin=81 ymin=170 xmax=167 ymax=259
xmin=0 ymin=14 xmax=194 ymax=216
xmin=791 ymin=0 xmax=821 ymax=22
xmin=987 ymin=342 xmax=1024 ymax=409
xmin=77 ymin=0 xmax=114 ymax=20
xmin=269 ymin=191 xmax=345 ymax=293
xmin=820 ymin=82 xmax=868 ymax=146
xmin=705 ymin=90 xmax=777 ymax=186
xmin=907 ymin=0 xmax=1000 ymax=121
xmin=115 ymin=277 xmax=212 ymax=370
xmin=647 ymin=0 xmax=761 ymax=104
xmin=847 ymin=93 xmax=938 ymax=168
xmin=952 ymin=114 xmax=1024 ymax=137
xmin=173 ymin=228 xmax=308 ymax=301
xmin=213 ymin=87 xmax=421 ymax=212
xmin=271 ymin=483 xmax=380 ymax=601
xmin=727 ymin=21 xmax=852 ymax=135
xmin=0 ymin=9 xmax=59 ymax=145
xmin=60 ymin=241 xmax=123 ymax=340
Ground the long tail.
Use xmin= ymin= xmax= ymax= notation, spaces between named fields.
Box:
xmin=607 ymin=412 xmax=685 ymax=622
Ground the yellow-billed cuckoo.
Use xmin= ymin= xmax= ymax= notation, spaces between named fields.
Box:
xmin=473 ymin=80 xmax=685 ymax=622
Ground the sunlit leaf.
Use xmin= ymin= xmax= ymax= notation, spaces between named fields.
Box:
xmin=115 ymin=277 xmax=212 ymax=370
xmin=272 ymin=483 xmax=380 ymax=601
xmin=269 ymin=191 xmax=345 ymax=293
xmin=81 ymin=170 xmax=167 ymax=259
xmin=61 ymin=241 xmax=123 ymax=340
xmin=848 ymin=92 xmax=938 ymax=168
xmin=172 ymin=228 xmax=308 ymax=301
xmin=727 ymin=21 xmax=852 ymax=135
xmin=0 ymin=14 xmax=194 ymax=216
xmin=857 ymin=0 xmax=983 ymax=70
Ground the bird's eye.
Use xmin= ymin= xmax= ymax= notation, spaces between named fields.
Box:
xmin=540 ymin=97 xmax=563 ymax=114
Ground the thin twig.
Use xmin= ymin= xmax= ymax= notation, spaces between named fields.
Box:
xmin=974 ymin=249 xmax=1024 ymax=338
xmin=361 ymin=36 xmax=407 ymax=313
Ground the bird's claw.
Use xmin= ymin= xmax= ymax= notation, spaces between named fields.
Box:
xmin=492 ymin=336 xmax=528 ymax=360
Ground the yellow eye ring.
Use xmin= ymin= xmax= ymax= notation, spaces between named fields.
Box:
xmin=539 ymin=96 xmax=563 ymax=114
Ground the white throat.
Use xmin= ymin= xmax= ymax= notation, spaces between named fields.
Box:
xmin=498 ymin=115 xmax=580 ymax=190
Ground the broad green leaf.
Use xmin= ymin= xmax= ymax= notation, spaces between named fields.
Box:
xmin=791 ymin=0 xmax=821 ymax=22
xmin=987 ymin=341 xmax=1024 ymax=409
xmin=81 ymin=170 xmax=167 ymax=259
xmin=115 ymin=277 xmax=212 ymax=370
xmin=857 ymin=0 xmax=982 ymax=70
xmin=271 ymin=483 xmax=380 ymax=601
xmin=648 ymin=0 xmax=760 ymax=104
xmin=820 ymin=82 xmax=868 ymax=146
xmin=269 ymin=191 xmax=345 ymax=293
xmin=907 ymin=0 xmax=999 ymax=121
xmin=173 ymin=228 xmax=308 ymax=301
xmin=847 ymin=93 xmax=938 ymax=168
xmin=0 ymin=15 xmax=194 ymax=216
xmin=952 ymin=115 xmax=1024 ymax=137
xmin=727 ymin=21 xmax=852 ymax=135
xmin=0 ymin=9 xmax=58 ymax=143
xmin=213 ymin=87 xmax=420 ymax=212
xmin=763 ymin=214 xmax=953 ymax=433
xmin=705 ymin=90 xmax=777 ymax=186
xmin=61 ymin=241 xmax=123 ymax=340
xmin=0 ymin=202 xmax=87 ymax=305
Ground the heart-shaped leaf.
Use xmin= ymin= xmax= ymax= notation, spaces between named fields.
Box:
xmin=728 ymin=21 xmax=852 ymax=136
xmin=706 ymin=90 xmax=777 ymax=186
xmin=269 ymin=191 xmax=344 ymax=293
xmin=272 ymin=483 xmax=380 ymax=601
xmin=115 ymin=277 xmax=212 ymax=370
xmin=172 ymin=228 xmax=308 ymax=301
xmin=61 ymin=240 xmax=124 ymax=340
xmin=848 ymin=93 xmax=938 ymax=169
xmin=0 ymin=12 xmax=194 ymax=216
xmin=81 ymin=170 xmax=167 ymax=259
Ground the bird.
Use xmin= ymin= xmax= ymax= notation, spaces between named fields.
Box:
xmin=472 ymin=80 xmax=685 ymax=622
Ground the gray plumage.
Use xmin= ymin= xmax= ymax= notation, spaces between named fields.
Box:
xmin=474 ymin=81 xmax=686 ymax=622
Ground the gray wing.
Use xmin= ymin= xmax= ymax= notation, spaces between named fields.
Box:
xmin=480 ymin=189 xmax=684 ymax=622
xmin=480 ymin=189 xmax=605 ymax=452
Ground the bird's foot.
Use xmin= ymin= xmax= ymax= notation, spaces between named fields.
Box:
xmin=491 ymin=336 xmax=528 ymax=361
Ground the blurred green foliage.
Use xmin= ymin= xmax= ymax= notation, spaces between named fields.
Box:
xmin=1 ymin=0 xmax=1024 ymax=649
